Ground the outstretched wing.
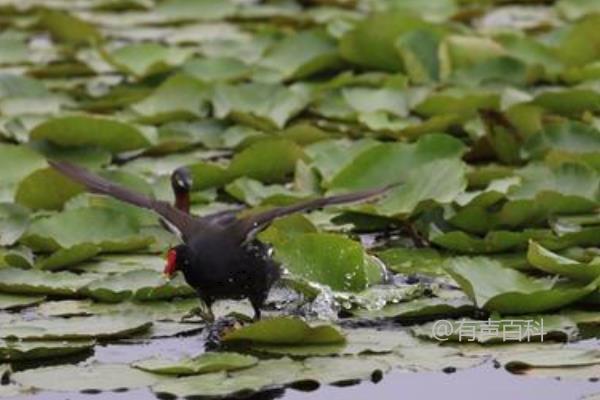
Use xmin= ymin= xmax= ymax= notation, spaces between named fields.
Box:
xmin=49 ymin=160 xmax=208 ymax=239
xmin=228 ymin=184 xmax=396 ymax=242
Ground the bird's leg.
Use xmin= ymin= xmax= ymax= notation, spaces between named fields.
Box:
xmin=250 ymin=295 xmax=266 ymax=321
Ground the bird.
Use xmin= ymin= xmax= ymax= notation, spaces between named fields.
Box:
xmin=49 ymin=160 xmax=393 ymax=321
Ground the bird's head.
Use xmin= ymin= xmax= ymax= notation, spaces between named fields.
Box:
xmin=170 ymin=167 xmax=193 ymax=213
xmin=163 ymin=244 xmax=191 ymax=279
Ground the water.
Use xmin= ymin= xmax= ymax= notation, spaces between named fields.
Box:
xmin=7 ymin=358 xmax=599 ymax=400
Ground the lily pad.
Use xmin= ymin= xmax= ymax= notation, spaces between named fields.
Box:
xmin=527 ymin=241 xmax=600 ymax=283
xmin=0 ymin=203 xmax=29 ymax=245
xmin=1 ymin=314 xmax=152 ymax=340
xmin=444 ymin=257 xmax=599 ymax=314
xmin=82 ymin=269 xmax=195 ymax=302
xmin=0 ymin=293 xmax=45 ymax=310
xmin=131 ymin=73 xmax=210 ymax=123
xmin=269 ymin=232 xmax=371 ymax=292
xmin=30 ymin=116 xmax=151 ymax=153
xmin=0 ymin=267 xmax=96 ymax=296
xmin=104 ymin=43 xmax=193 ymax=78
xmin=212 ymin=82 xmax=309 ymax=129
xmin=222 ymin=317 xmax=345 ymax=345
xmin=13 ymin=363 xmax=161 ymax=392
xmin=21 ymin=207 xmax=153 ymax=252
xmin=0 ymin=339 xmax=94 ymax=362
xmin=133 ymin=352 xmax=257 ymax=376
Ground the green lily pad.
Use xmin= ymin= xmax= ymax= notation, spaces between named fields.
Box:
xmin=133 ymin=352 xmax=257 ymax=376
xmin=181 ymin=57 xmax=250 ymax=82
xmin=260 ymin=29 xmax=340 ymax=80
xmin=13 ymin=364 xmax=162 ymax=392
xmin=0 ymin=293 xmax=45 ymax=310
xmin=0 ymin=339 xmax=94 ymax=362
xmin=152 ymin=359 xmax=302 ymax=398
xmin=528 ymin=241 xmax=600 ymax=283
xmin=524 ymin=121 xmax=600 ymax=170
xmin=432 ymin=227 xmax=600 ymax=254
xmin=39 ymin=9 xmax=101 ymax=45
xmin=0 ymin=267 xmax=96 ymax=296
xmin=0 ymin=143 xmax=46 ymax=202
xmin=104 ymin=43 xmax=193 ymax=78
xmin=352 ymin=291 xmax=474 ymax=321
xmin=131 ymin=73 xmax=210 ymax=123
xmin=227 ymin=139 xmax=305 ymax=184
xmin=30 ymin=116 xmax=151 ymax=153
xmin=212 ymin=82 xmax=309 ymax=129
xmin=153 ymin=355 xmax=389 ymax=398
xmin=222 ymin=317 xmax=345 ymax=345
xmin=21 ymin=207 xmax=153 ymax=252
xmin=15 ymin=167 xmax=84 ymax=210
xmin=327 ymin=134 xmax=466 ymax=216
xmin=269 ymin=232 xmax=370 ymax=292
xmin=339 ymin=12 xmax=439 ymax=72
xmin=36 ymin=243 xmax=101 ymax=271
xmin=0 ymin=203 xmax=29 ymax=245
xmin=444 ymin=257 xmax=599 ymax=314
xmin=376 ymin=247 xmax=446 ymax=276
xmin=250 ymin=328 xmax=415 ymax=357
xmin=82 ymin=269 xmax=194 ymax=303
xmin=156 ymin=0 xmax=237 ymax=21
xmin=499 ymin=348 xmax=600 ymax=371
xmin=1 ymin=314 xmax=152 ymax=340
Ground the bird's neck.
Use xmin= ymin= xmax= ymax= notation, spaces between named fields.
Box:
xmin=174 ymin=190 xmax=190 ymax=213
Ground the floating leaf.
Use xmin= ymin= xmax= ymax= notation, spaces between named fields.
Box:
xmin=0 ymin=267 xmax=96 ymax=296
xmin=227 ymin=139 xmax=305 ymax=184
xmin=31 ymin=116 xmax=151 ymax=153
xmin=0 ymin=144 xmax=46 ymax=202
xmin=444 ymin=257 xmax=599 ymax=314
xmin=499 ymin=348 xmax=600 ymax=371
xmin=0 ymin=293 xmax=45 ymax=310
xmin=13 ymin=364 xmax=161 ymax=392
xmin=104 ymin=43 xmax=193 ymax=77
xmin=0 ymin=203 xmax=29 ymax=245
xmin=39 ymin=10 xmax=101 ymax=45
xmin=0 ymin=339 xmax=94 ymax=362
xmin=131 ymin=73 xmax=210 ymax=123
xmin=340 ymin=12 xmax=439 ymax=72
xmin=260 ymin=30 xmax=340 ymax=80
xmin=21 ymin=207 xmax=152 ymax=252
xmin=133 ymin=352 xmax=257 ymax=376
xmin=223 ymin=317 xmax=345 ymax=345
xmin=156 ymin=0 xmax=237 ymax=21
xmin=212 ymin=82 xmax=309 ymax=129
xmin=269 ymin=232 xmax=370 ymax=292
xmin=1 ymin=314 xmax=152 ymax=340
xmin=82 ymin=269 xmax=194 ymax=303
xmin=527 ymin=241 xmax=600 ymax=283
xmin=15 ymin=167 xmax=84 ymax=210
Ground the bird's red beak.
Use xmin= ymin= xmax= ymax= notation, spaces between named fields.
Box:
xmin=164 ymin=248 xmax=177 ymax=279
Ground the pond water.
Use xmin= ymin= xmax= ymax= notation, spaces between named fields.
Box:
xmin=6 ymin=335 xmax=599 ymax=400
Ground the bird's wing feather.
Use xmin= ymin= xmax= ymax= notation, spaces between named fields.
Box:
xmin=49 ymin=160 xmax=207 ymax=239
xmin=229 ymin=184 xmax=395 ymax=242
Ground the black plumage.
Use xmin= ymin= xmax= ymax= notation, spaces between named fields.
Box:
xmin=50 ymin=160 xmax=392 ymax=320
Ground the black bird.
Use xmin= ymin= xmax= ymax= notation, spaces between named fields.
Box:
xmin=50 ymin=160 xmax=392 ymax=320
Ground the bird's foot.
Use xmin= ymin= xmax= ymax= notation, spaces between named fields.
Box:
xmin=204 ymin=315 xmax=246 ymax=351
xmin=180 ymin=306 xmax=215 ymax=323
